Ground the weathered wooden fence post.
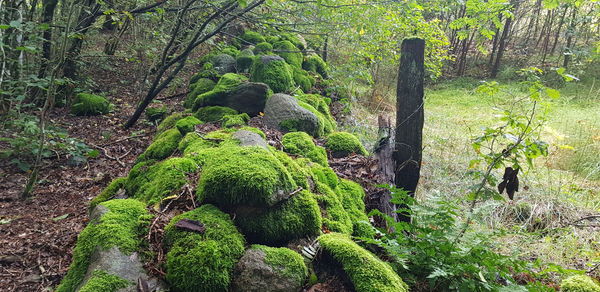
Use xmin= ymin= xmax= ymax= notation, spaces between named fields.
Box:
xmin=394 ymin=37 xmax=425 ymax=223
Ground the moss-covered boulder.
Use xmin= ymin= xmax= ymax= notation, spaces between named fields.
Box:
xmin=280 ymin=33 xmax=307 ymax=51
xmin=325 ymin=132 xmax=368 ymax=158
xmin=254 ymin=42 xmax=273 ymax=55
xmin=157 ymin=112 xmax=186 ymax=134
xmin=175 ymin=116 xmax=202 ymax=134
xmin=185 ymin=78 xmax=216 ymax=108
xmin=303 ymin=54 xmax=328 ymax=79
xmin=250 ymin=55 xmax=294 ymax=93
xmin=561 ymin=275 xmax=600 ymax=292
xmin=292 ymin=67 xmax=315 ymax=93
xmin=137 ymin=128 xmax=182 ymax=161
xmin=241 ymin=31 xmax=266 ymax=45
xmin=212 ymin=53 xmax=237 ymax=74
xmin=274 ymin=40 xmax=303 ymax=68
xmin=195 ymin=106 xmax=238 ymax=122
xmin=318 ymin=233 xmax=408 ymax=292
xmin=193 ymin=73 xmax=269 ymax=116
xmin=235 ymin=190 xmax=322 ymax=244
xmin=232 ymin=129 xmax=268 ymax=149
xmin=236 ymin=49 xmax=255 ymax=72
xmin=264 ymin=93 xmax=322 ymax=137
xmin=222 ymin=113 xmax=250 ymax=128
xmin=126 ymin=157 xmax=198 ymax=205
xmin=71 ymin=93 xmax=110 ymax=116
xmin=197 ymin=146 xmax=297 ymax=209
xmin=89 ymin=177 xmax=127 ymax=211
xmin=56 ymin=199 xmax=151 ymax=292
xmin=220 ymin=45 xmax=240 ymax=57
xmin=232 ymin=245 xmax=308 ymax=292
xmin=282 ymin=132 xmax=328 ymax=166
xmin=145 ymin=105 xmax=168 ymax=123
xmin=164 ymin=205 xmax=246 ymax=292
xmin=336 ymin=179 xmax=373 ymax=237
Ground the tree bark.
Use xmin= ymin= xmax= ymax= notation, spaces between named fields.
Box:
xmin=394 ymin=38 xmax=425 ymax=223
xmin=491 ymin=1 xmax=519 ymax=78
xmin=372 ymin=115 xmax=398 ymax=224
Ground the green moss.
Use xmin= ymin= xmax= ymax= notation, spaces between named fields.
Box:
xmin=273 ymin=40 xmax=303 ymax=68
xmin=335 ymin=179 xmax=373 ymax=237
xmin=254 ymin=42 xmax=273 ymax=54
xmin=272 ymin=150 xmax=310 ymax=189
xmin=195 ymin=106 xmax=238 ymax=122
xmin=252 ymin=245 xmax=308 ymax=283
xmin=197 ymin=146 xmax=296 ymax=208
xmin=250 ymin=56 xmax=294 ymax=93
xmin=236 ymin=49 xmax=255 ymax=72
xmin=222 ymin=113 xmax=250 ymax=128
xmin=89 ymin=177 xmax=127 ymax=211
xmin=295 ymin=94 xmax=336 ymax=135
xmin=137 ymin=128 xmax=182 ymax=162
xmin=56 ymin=199 xmax=148 ymax=292
xmin=561 ymin=275 xmax=600 ymax=292
xmin=175 ymin=116 xmax=202 ymax=135
xmin=241 ymin=31 xmax=266 ymax=45
xmin=78 ymin=270 xmax=130 ymax=292
xmin=301 ymin=159 xmax=338 ymax=189
xmin=315 ymin=181 xmax=353 ymax=234
xmin=126 ymin=157 xmax=198 ymax=205
xmin=239 ymin=126 xmax=266 ymax=139
xmin=325 ymin=132 xmax=368 ymax=157
xmin=182 ymin=131 xmax=234 ymax=160
xmin=157 ymin=112 xmax=186 ymax=133
xmin=220 ymin=45 xmax=240 ymax=57
xmin=185 ymin=78 xmax=216 ymax=108
xmin=145 ymin=105 xmax=167 ymax=123
xmin=318 ymin=233 xmax=408 ymax=292
xmin=280 ymin=33 xmax=306 ymax=50
xmin=302 ymin=54 xmax=328 ymax=78
xmin=236 ymin=190 xmax=322 ymax=244
xmin=282 ymin=132 xmax=328 ymax=166
xmin=292 ymin=67 xmax=314 ymax=92
xmin=178 ymin=132 xmax=201 ymax=152
xmin=265 ymin=35 xmax=280 ymax=44
xmin=193 ymin=73 xmax=248 ymax=110
xmin=164 ymin=204 xmax=245 ymax=292
xmin=71 ymin=93 xmax=110 ymax=116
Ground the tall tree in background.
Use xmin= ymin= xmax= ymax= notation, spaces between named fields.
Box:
xmin=394 ymin=37 xmax=425 ymax=223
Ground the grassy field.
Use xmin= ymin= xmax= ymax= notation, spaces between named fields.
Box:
xmin=343 ymin=76 xmax=600 ymax=276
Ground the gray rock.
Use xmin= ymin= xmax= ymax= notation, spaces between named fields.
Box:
xmin=233 ymin=130 xmax=268 ymax=149
xmin=226 ymin=82 xmax=269 ymax=116
xmin=231 ymin=248 xmax=304 ymax=292
xmin=258 ymin=55 xmax=285 ymax=64
xmin=212 ymin=54 xmax=236 ymax=74
xmin=76 ymin=247 xmax=165 ymax=292
xmin=264 ymin=93 xmax=320 ymax=137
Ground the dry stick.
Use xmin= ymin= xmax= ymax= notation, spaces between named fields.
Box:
xmin=90 ymin=143 xmax=126 ymax=167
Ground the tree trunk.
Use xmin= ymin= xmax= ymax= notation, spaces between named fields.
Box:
xmin=372 ymin=115 xmax=398 ymax=224
xmin=563 ymin=8 xmax=578 ymax=68
xmin=491 ymin=1 xmax=519 ymax=78
xmin=394 ymin=38 xmax=425 ymax=223
xmin=32 ymin=0 xmax=59 ymax=102
xmin=550 ymin=6 xmax=569 ymax=55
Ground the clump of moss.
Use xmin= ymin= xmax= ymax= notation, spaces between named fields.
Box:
xmin=78 ymin=270 xmax=131 ymax=292
xmin=137 ymin=128 xmax=182 ymax=162
xmin=300 ymin=158 xmax=338 ymax=189
xmin=561 ymin=275 xmax=600 ymax=292
xmin=295 ymin=94 xmax=336 ymax=134
xmin=220 ymin=45 xmax=240 ymax=57
xmin=236 ymin=49 xmax=255 ymax=72
xmin=236 ymin=190 xmax=322 ymax=244
xmin=191 ymin=62 xmax=222 ymax=82
xmin=89 ymin=177 xmax=127 ymax=211
xmin=56 ymin=199 xmax=148 ymax=292
xmin=265 ymin=35 xmax=280 ymax=44
xmin=193 ymin=73 xmax=248 ymax=110
xmin=292 ymin=67 xmax=315 ymax=93
xmin=182 ymin=131 xmax=234 ymax=160
xmin=175 ymin=116 xmax=202 ymax=135
xmin=222 ymin=113 xmax=250 ymax=128
xmin=318 ymin=233 xmax=408 ymax=292
xmin=336 ymin=179 xmax=373 ymax=237
xmin=251 ymin=55 xmax=294 ymax=93
xmin=314 ymin=181 xmax=353 ymax=234
xmin=252 ymin=245 xmax=308 ymax=283
xmin=241 ymin=31 xmax=266 ymax=45
xmin=325 ymin=132 xmax=368 ymax=158
xmin=71 ymin=93 xmax=111 ymax=116
xmin=271 ymin=150 xmax=311 ymax=189
xmin=164 ymin=204 xmax=245 ymax=292
xmin=185 ymin=78 xmax=216 ymax=108
xmin=126 ymin=157 xmax=198 ymax=205
xmin=145 ymin=105 xmax=168 ymax=123
xmin=254 ymin=42 xmax=273 ymax=54
xmin=280 ymin=33 xmax=306 ymax=51
xmin=282 ymin=132 xmax=327 ymax=166
xmin=157 ymin=112 xmax=186 ymax=133
xmin=302 ymin=54 xmax=328 ymax=78
xmin=195 ymin=106 xmax=238 ymax=122
xmin=197 ymin=146 xmax=296 ymax=208
xmin=274 ymin=40 xmax=303 ymax=68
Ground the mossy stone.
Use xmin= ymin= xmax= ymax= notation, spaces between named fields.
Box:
xmin=193 ymin=73 xmax=269 ymax=116
xmin=164 ymin=204 xmax=245 ymax=292
xmin=195 ymin=106 xmax=238 ymax=122
xmin=89 ymin=177 xmax=127 ymax=211
xmin=221 ymin=45 xmax=240 ymax=57
xmin=254 ymin=42 xmax=273 ymax=55
xmin=145 ymin=105 xmax=168 ymax=123
xmin=175 ymin=116 xmax=202 ymax=135
xmin=561 ymin=275 xmax=600 ymax=292
xmin=197 ymin=146 xmax=297 ymax=208
xmin=250 ymin=55 xmax=294 ymax=93
xmin=325 ymin=132 xmax=368 ymax=158
xmin=236 ymin=49 xmax=255 ymax=72
xmin=336 ymin=179 xmax=374 ymax=237
xmin=157 ymin=112 xmax=186 ymax=134
xmin=235 ymin=190 xmax=322 ymax=244
xmin=71 ymin=93 xmax=110 ymax=116
xmin=185 ymin=78 xmax=216 ymax=108
xmin=280 ymin=33 xmax=307 ymax=51
xmin=273 ymin=40 xmax=303 ymax=68
xmin=222 ymin=113 xmax=250 ymax=128
xmin=302 ymin=54 xmax=328 ymax=78
xmin=281 ymin=132 xmax=328 ymax=166
xmin=78 ymin=270 xmax=130 ymax=292
xmin=292 ymin=67 xmax=315 ymax=92
xmin=241 ymin=31 xmax=266 ymax=45
xmin=272 ymin=150 xmax=311 ymax=189
xmin=55 ymin=199 xmax=148 ymax=292
xmin=318 ymin=233 xmax=409 ymax=292
xmin=137 ymin=128 xmax=182 ymax=162
xmin=193 ymin=73 xmax=248 ymax=110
